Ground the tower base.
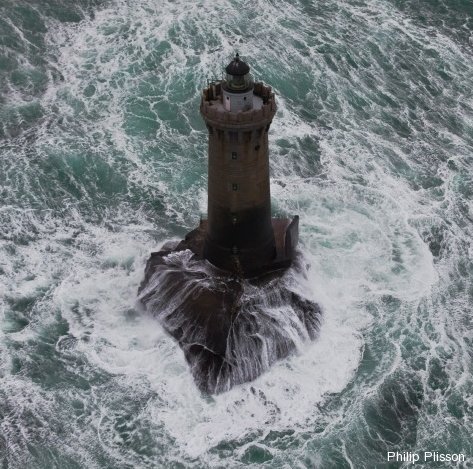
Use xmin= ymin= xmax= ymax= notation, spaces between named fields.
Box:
xmin=138 ymin=218 xmax=321 ymax=394
xmin=202 ymin=216 xmax=300 ymax=277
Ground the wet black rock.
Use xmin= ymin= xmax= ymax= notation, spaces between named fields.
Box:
xmin=138 ymin=238 xmax=321 ymax=394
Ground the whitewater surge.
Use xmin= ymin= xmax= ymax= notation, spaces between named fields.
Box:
xmin=1 ymin=0 xmax=472 ymax=467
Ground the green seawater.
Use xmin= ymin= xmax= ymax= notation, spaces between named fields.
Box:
xmin=1 ymin=0 xmax=472 ymax=467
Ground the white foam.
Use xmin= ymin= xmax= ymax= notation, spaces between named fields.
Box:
xmin=2 ymin=0 xmax=472 ymax=464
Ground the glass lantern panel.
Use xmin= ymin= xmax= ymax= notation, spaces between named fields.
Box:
xmin=226 ymin=73 xmax=252 ymax=91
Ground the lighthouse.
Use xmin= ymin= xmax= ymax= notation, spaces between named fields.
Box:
xmin=200 ymin=54 xmax=299 ymax=276
xmin=138 ymin=54 xmax=319 ymax=394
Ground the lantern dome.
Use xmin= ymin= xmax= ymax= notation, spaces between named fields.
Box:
xmin=224 ymin=53 xmax=253 ymax=92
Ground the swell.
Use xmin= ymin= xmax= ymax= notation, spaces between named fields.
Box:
xmin=0 ymin=0 xmax=472 ymax=467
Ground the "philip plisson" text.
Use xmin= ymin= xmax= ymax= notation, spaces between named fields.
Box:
xmin=387 ymin=451 xmax=466 ymax=463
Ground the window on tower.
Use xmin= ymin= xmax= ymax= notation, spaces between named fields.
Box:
xmin=232 ymin=183 xmax=238 ymax=191
xmin=232 ymin=151 xmax=237 ymax=159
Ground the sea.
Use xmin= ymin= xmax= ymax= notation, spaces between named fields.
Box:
xmin=1 ymin=0 xmax=472 ymax=467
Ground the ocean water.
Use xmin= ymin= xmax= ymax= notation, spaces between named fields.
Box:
xmin=1 ymin=0 xmax=472 ymax=467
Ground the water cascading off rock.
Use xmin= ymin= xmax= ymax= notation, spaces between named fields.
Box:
xmin=138 ymin=54 xmax=321 ymax=393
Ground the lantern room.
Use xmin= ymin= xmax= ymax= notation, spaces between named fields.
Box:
xmin=222 ymin=53 xmax=254 ymax=112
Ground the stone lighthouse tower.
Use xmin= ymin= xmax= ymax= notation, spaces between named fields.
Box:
xmin=138 ymin=54 xmax=319 ymax=394
xmin=200 ymin=54 xmax=298 ymax=276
